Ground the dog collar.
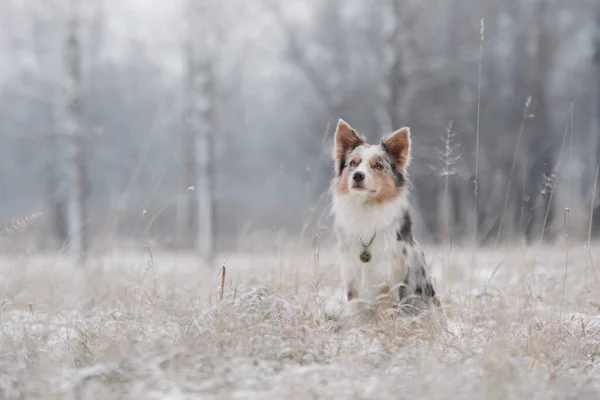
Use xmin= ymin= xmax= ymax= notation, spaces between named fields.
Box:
xmin=359 ymin=233 xmax=376 ymax=263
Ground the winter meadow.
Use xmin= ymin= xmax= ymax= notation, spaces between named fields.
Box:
xmin=1 ymin=0 xmax=600 ymax=398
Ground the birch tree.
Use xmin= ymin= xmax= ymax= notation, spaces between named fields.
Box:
xmin=183 ymin=0 xmax=220 ymax=261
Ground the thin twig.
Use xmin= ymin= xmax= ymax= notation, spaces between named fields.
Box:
xmin=144 ymin=245 xmax=158 ymax=299
xmin=220 ymin=265 xmax=226 ymax=301
xmin=560 ymin=207 xmax=570 ymax=321
xmin=587 ymin=157 xmax=600 ymax=281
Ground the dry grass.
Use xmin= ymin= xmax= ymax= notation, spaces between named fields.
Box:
xmin=1 ymin=244 xmax=600 ymax=399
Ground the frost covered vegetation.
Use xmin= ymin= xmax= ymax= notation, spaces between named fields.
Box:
xmin=2 ymin=245 xmax=600 ymax=399
xmin=1 ymin=0 xmax=600 ymax=398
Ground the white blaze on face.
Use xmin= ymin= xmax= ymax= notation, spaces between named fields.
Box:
xmin=347 ymin=145 xmax=385 ymax=194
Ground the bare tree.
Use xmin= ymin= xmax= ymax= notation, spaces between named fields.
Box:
xmin=65 ymin=0 xmax=88 ymax=262
xmin=179 ymin=42 xmax=196 ymax=249
xmin=31 ymin=4 xmax=69 ymax=248
xmin=269 ymin=0 xmax=347 ymax=119
xmin=595 ymin=4 xmax=600 ymax=182
xmin=379 ymin=0 xmax=425 ymax=132
xmin=592 ymin=2 xmax=600 ymax=236
xmin=181 ymin=0 xmax=220 ymax=261
xmin=268 ymin=0 xmax=377 ymax=199
xmin=195 ymin=52 xmax=217 ymax=261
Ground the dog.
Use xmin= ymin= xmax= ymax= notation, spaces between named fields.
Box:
xmin=330 ymin=119 xmax=440 ymax=319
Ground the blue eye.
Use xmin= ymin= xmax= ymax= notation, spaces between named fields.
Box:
xmin=349 ymin=160 xmax=357 ymax=167
xmin=374 ymin=163 xmax=383 ymax=170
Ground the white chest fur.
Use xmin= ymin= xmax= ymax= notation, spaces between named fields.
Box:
xmin=332 ymin=193 xmax=410 ymax=305
xmin=337 ymin=230 xmax=406 ymax=300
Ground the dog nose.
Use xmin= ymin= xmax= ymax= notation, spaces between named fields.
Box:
xmin=353 ymin=171 xmax=365 ymax=182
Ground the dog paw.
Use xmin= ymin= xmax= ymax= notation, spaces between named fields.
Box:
xmin=323 ymin=290 xmax=345 ymax=320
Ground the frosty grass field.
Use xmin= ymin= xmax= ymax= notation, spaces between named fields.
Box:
xmin=1 ymin=243 xmax=600 ymax=399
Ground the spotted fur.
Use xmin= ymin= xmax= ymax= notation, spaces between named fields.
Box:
xmin=330 ymin=119 xmax=440 ymax=319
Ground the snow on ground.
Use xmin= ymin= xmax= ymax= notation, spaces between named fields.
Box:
xmin=1 ymin=243 xmax=600 ymax=399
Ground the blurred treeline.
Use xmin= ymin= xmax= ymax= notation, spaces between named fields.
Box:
xmin=0 ymin=0 xmax=599 ymax=257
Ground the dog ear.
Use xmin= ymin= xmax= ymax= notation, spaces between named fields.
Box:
xmin=382 ymin=127 xmax=411 ymax=169
xmin=333 ymin=119 xmax=365 ymax=175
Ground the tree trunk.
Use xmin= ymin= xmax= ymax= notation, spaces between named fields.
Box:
xmin=66 ymin=0 xmax=87 ymax=263
xmin=384 ymin=0 xmax=404 ymax=131
xmin=32 ymin=8 xmax=69 ymax=248
xmin=592 ymin=5 xmax=600 ymax=238
xmin=179 ymin=36 xmax=197 ymax=249
xmin=186 ymin=0 xmax=217 ymax=262
xmin=195 ymin=56 xmax=217 ymax=262
xmin=592 ymin=4 xmax=600 ymax=194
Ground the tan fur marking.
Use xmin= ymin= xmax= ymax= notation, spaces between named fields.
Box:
xmin=347 ymin=281 xmax=357 ymax=301
xmin=336 ymin=155 xmax=361 ymax=194
xmin=377 ymin=285 xmax=390 ymax=296
xmin=369 ymin=156 xmax=384 ymax=169
xmin=382 ymin=127 xmax=411 ymax=169
xmin=336 ymin=167 xmax=350 ymax=194
xmin=393 ymin=253 xmax=406 ymax=277
xmin=371 ymin=174 xmax=399 ymax=204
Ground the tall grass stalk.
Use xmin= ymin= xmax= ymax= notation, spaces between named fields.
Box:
xmin=0 ymin=212 xmax=43 ymax=238
xmin=433 ymin=121 xmax=460 ymax=284
xmin=469 ymin=17 xmax=484 ymax=316
xmin=540 ymin=104 xmax=573 ymax=243
xmin=559 ymin=103 xmax=574 ymax=321
xmin=496 ymin=97 xmax=532 ymax=246
xmin=587 ymin=157 xmax=600 ymax=281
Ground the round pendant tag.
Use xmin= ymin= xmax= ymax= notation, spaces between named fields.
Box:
xmin=359 ymin=250 xmax=372 ymax=263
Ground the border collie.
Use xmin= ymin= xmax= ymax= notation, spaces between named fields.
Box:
xmin=330 ymin=119 xmax=440 ymax=319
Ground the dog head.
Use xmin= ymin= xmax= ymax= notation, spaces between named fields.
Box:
xmin=332 ymin=119 xmax=411 ymax=204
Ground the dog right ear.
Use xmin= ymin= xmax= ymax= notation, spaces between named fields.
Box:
xmin=333 ymin=119 xmax=365 ymax=176
xmin=382 ymin=127 xmax=411 ymax=170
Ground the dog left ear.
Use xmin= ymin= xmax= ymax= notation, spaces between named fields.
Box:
xmin=333 ymin=119 xmax=365 ymax=176
xmin=382 ymin=127 xmax=411 ymax=169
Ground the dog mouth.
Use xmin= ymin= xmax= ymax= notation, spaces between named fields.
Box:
xmin=351 ymin=183 xmax=377 ymax=193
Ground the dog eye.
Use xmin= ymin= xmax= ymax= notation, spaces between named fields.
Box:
xmin=373 ymin=162 xmax=383 ymax=170
xmin=349 ymin=160 xmax=357 ymax=167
